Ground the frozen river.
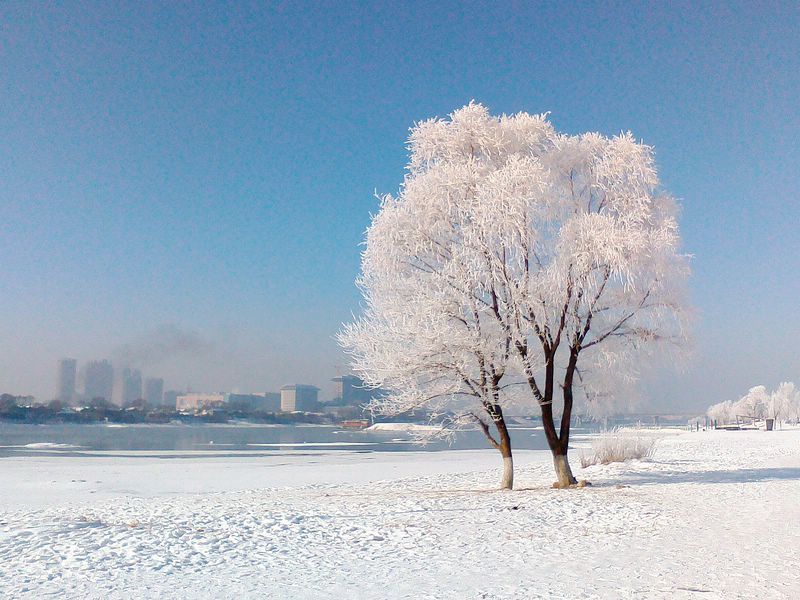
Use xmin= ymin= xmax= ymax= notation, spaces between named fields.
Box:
xmin=0 ymin=422 xmax=575 ymax=457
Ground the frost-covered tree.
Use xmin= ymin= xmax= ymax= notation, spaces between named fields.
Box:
xmin=706 ymin=399 xmax=735 ymax=425
xmin=785 ymin=383 xmax=800 ymax=423
xmin=768 ymin=382 xmax=798 ymax=425
xmin=737 ymin=385 xmax=769 ymax=420
xmin=341 ymin=103 xmax=689 ymax=488
xmin=338 ymin=108 xmax=524 ymax=488
xmin=707 ymin=382 xmax=799 ymax=427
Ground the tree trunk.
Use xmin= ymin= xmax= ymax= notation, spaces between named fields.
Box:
xmin=501 ymin=453 xmax=514 ymax=490
xmin=537 ymin=359 xmax=576 ymax=487
xmin=495 ymin=407 xmax=514 ymax=490
xmin=552 ymin=449 xmax=577 ymax=488
xmin=477 ymin=404 xmax=515 ymax=490
xmin=551 ymin=349 xmax=579 ymax=488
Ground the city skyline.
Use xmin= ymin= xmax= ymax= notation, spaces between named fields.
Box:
xmin=1 ymin=3 xmax=798 ymax=411
xmin=49 ymin=355 xmax=342 ymax=406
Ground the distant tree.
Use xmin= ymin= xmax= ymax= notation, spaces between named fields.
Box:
xmin=89 ymin=397 xmax=111 ymax=410
xmin=341 ymin=103 xmax=689 ymax=488
xmin=0 ymin=393 xmax=18 ymax=412
xmin=768 ymin=382 xmax=799 ymax=425
xmin=785 ymin=383 xmax=800 ymax=423
xmin=707 ymin=382 xmax=800 ymax=427
xmin=707 ymin=399 xmax=735 ymax=425
xmin=737 ymin=386 xmax=769 ymax=420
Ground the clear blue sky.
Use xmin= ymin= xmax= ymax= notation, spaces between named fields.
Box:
xmin=1 ymin=1 xmax=798 ymax=408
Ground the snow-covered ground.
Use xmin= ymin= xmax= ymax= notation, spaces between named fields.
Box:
xmin=1 ymin=430 xmax=799 ymax=599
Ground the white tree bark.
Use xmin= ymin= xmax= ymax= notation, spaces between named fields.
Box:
xmin=553 ymin=454 xmax=576 ymax=488
xmin=501 ymin=455 xmax=514 ymax=490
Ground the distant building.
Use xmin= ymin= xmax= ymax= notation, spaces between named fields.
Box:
xmin=163 ymin=390 xmax=181 ymax=410
xmin=280 ymin=384 xmax=319 ymax=412
xmin=144 ymin=377 xmax=164 ymax=406
xmin=84 ymin=360 xmax=114 ymax=404
xmin=332 ymin=374 xmax=383 ymax=405
xmin=122 ymin=368 xmax=143 ymax=407
xmin=57 ymin=358 xmax=77 ymax=404
xmin=176 ymin=393 xmax=225 ymax=412
xmin=225 ymin=392 xmax=281 ymax=412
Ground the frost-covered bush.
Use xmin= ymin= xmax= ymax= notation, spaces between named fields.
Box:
xmin=580 ymin=431 xmax=657 ymax=467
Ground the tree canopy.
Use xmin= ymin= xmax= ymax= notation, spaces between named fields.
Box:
xmin=341 ymin=103 xmax=689 ymax=487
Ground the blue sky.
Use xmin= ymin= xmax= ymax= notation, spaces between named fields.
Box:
xmin=1 ymin=1 xmax=798 ymax=407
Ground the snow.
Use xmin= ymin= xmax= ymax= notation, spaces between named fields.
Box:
xmin=1 ymin=430 xmax=799 ymax=599
xmin=364 ymin=422 xmax=442 ymax=432
xmin=21 ymin=442 xmax=85 ymax=449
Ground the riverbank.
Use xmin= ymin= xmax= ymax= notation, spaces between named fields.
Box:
xmin=1 ymin=430 xmax=799 ymax=599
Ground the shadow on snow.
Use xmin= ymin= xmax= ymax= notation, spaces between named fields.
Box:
xmin=599 ymin=466 xmax=800 ymax=486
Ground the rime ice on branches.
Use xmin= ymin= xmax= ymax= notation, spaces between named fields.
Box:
xmin=340 ymin=103 xmax=689 ymax=488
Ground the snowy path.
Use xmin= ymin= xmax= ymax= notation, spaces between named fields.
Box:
xmin=1 ymin=430 xmax=799 ymax=599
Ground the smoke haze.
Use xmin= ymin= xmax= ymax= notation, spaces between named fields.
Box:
xmin=113 ymin=324 xmax=214 ymax=369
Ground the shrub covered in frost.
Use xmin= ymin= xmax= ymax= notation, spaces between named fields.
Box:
xmin=580 ymin=430 xmax=657 ymax=467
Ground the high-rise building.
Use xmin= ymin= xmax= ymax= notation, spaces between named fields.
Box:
xmin=122 ymin=368 xmax=143 ymax=406
xmin=144 ymin=377 xmax=164 ymax=406
xmin=56 ymin=358 xmax=77 ymax=404
xmin=280 ymin=384 xmax=319 ymax=412
xmin=332 ymin=375 xmax=367 ymax=404
xmin=332 ymin=375 xmax=384 ymax=406
xmin=84 ymin=360 xmax=114 ymax=404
